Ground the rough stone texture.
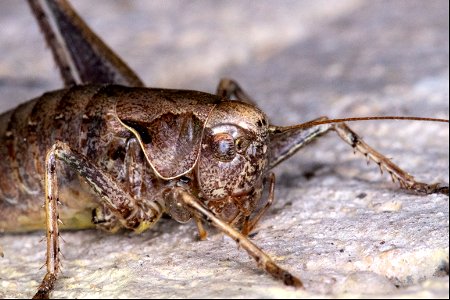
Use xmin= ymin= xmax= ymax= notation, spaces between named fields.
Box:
xmin=0 ymin=0 xmax=448 ymax=298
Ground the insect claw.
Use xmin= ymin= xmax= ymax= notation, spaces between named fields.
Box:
xmin=39 ymin=262 xmax=46 ymax=270
xmin=57 ymin=218 xmax=64 ymax=225
xmin=437 ymin=185 xmax=449 ymax=195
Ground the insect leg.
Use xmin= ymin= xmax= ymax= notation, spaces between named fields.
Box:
xmin=194 ymin=216 xmax=208 ymax=240
xmin=269 ymin=117 xmax=332 ymax=169
xmin=27 ymin=0 xmax=144 ymax=87
xmin=34 ymin=141 xmax=157 ymax=299
xmin=216 ymin=78 xmax=257 ymax=105
xmin=33 ymin=142 xmax=63 ymax=299
xmin=269 ymin=117 xmax=448 ymax=195
xmin=165 ymin=187 xmax=303 ymax=288
xmin=241 ymin=173 xmax=275 ymax=236
xmin=332 ymin=122 xmax=448 ymax=195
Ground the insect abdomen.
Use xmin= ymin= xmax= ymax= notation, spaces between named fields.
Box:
xmin=0 ymin=85 xmax=124 ymax=232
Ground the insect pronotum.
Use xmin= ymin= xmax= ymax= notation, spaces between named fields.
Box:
xmin=3 ymin=0 xmax=448 ymax=300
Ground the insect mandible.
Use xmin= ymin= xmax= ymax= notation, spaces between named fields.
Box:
xmin=0 ymin=1 xmax=448 ymax=298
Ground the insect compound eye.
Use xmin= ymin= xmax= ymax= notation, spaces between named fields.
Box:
xmin=212 ymin=132 xmax=236 ymax=162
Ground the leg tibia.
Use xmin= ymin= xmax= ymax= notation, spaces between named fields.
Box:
xmin=333 ymin=122 xmax=448 ymax=195
xmin=269 ymin=117 xmax=448 ymax=195
xmin=242 ymin=173 xmax=275 ymax=236
xmin=165 ymin=187 xmax=303 ymax=288
xmin=216 ymin=78 xmax=257 ymax=105
xmin=34 ymin=141 xmax=161 ymax=298
xmin=27 ymin=0 xmax=143 ymax=86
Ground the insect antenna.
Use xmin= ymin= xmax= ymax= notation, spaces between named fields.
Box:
xmin=268 ymin=116 xmax=449 ymax=171
xmin=270 ymin=116 xmax=449 ymax=132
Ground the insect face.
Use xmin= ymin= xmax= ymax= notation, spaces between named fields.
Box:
xmin=197 ymin=101 xmax=270 ymax=222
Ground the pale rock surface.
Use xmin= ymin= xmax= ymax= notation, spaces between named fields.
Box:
xmin=0 ymin=0 xmax=448 ymax=298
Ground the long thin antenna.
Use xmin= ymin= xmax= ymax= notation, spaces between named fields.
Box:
xmin=270 ymin=116 xmax=449 ymax=132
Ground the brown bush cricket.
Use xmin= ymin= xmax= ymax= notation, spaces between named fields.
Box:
xmin=0 ymin=0 xmax=448 ymax=298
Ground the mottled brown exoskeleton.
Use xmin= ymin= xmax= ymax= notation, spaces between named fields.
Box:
xmin=0 ymin=0 xmax=448 ymax=298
